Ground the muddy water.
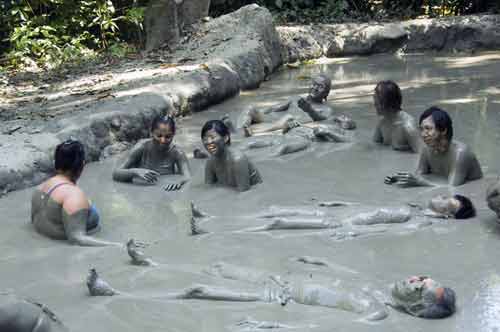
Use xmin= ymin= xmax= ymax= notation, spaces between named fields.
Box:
xmin=2 ymin=52 xmax=500 ymax=331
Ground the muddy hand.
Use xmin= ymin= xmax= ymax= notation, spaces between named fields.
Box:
xmin=135 ymin=169 xmax=160 ymax=184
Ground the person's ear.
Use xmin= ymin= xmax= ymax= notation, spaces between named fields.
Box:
xmin=440 ymin=128 xmax=448 ymax=138
xmin=224 ymin=135 xmax=229 ymax=144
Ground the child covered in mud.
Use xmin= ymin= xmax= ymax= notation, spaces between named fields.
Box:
xmin=31 ymin=140 xmax=120 ymax=246
xmin=202 ymin=120 xmax=262 ymax=192
xmin=113 ymin=115 xmax=191 ymax=190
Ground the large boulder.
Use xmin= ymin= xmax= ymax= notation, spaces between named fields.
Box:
xmin=145 ymin=0 xmax=211 ymax=51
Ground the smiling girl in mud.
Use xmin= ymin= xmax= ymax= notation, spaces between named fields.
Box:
xmin=113 ymin=115 xmax=191 ymax=190
xmin=202 ymin=120 xmax=262 ymax=192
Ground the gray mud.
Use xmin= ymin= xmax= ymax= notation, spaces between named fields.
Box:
xmin=2 ymin=52 xmax=500 ymax=331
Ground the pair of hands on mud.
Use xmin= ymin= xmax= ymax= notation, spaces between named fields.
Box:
xmin=133 ymin=168 xmax=188 ymax=191
xmin=385 ymin=172 xmax=421 ymax=187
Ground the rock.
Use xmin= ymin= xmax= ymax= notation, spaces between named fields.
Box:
xmin=327 ymin=23 xmax=408 ymax=56
xmin=145 ymin=0 xmax=211 ymax=51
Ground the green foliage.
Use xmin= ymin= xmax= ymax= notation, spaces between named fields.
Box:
xmin=1 ymin=0 xmax=146 ymax=69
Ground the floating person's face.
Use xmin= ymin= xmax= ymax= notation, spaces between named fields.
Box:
xmin=420 ymin=116 xmax=445 ymax=147
xmin=392 ymin=276 xmax=443 ymax=306
xmin=429 ymin=195 xmax=461 ymax=217
xmin=152 ymin=123 xmax=175 ymax=149
xmin=309 ymin=77 xmax=330 ymax=102
xmin=202 ymin=129 xmax=228 ymax=157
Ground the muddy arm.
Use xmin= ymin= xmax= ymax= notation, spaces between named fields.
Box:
xmin=62 ymin=209 xmax=119 ymax=247
xmin=204 ymin=159 xmax=217 ymax=185
xmin=112 ymin=144 xmax=145 ymax=182
xmin=373 ymin=123 xmax=383 ymax=143
xmin=298 ymin=97 xmax=329 ymax=121
xmin=267 ymin=100 xmax=292 ymax=113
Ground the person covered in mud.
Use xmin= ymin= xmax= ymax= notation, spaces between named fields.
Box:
xmin=238 ymin=74 xmax=356 ymax=137
xmin=190 ymin=194 xmax=476 ymax=235
xmin=31 ymin=140 xmax=120 ymax=246
xmin=373 ymin=80 xmax=420 ymax=153
xmin=390 ymin=276 xmax=456 ymax=319
xmin=176 ymin=262 xmax=388 ymax=321
xmin=386 ymin=106 xmax=483 ymax=187
xmin=0 ymin=294 xmax=67 ymax=331
xmin=202 ymin=120 xmax=262 ymax=192
xmin=112 ymin=115 xmax=190 ymax=190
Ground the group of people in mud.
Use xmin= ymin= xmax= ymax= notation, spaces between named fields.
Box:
xmin=6 ymin=73 xmax=498 ymax=331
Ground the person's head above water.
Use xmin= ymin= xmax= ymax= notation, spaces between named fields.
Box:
xmin=308 ymin=74 xmax=331 ymax=102
xmin=151 ymin=114 xmax=176 ymax=149
xmin=419 ymin=106 xmax=453 ymax=149
xmin=201 ymin=119 xmax=231 ymax=157
xmin=391 ymin=276 xmax=456 ymax=319
xmin=429 ymin=194 xmax=476 ymax=219
xmin=374 ymin=80 xmax=402 ymax=115
xmin=55 ymin=139 xmax=86 ymax=183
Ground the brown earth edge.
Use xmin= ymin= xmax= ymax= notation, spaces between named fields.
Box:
xmin=0 ymin=4 xmax=499 ymax=196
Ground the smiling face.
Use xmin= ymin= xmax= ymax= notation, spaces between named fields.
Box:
xmin=420 ymin=116 xmax=446 ymax=148
xmin=202 ymin=129 xmax=228 ymax=157
xmin=152 ymin=123 xmax=175 ymax=150
xmin=308 ymin=76 xmax=330 ymax=102
xmin=429 ymin=195 xmax=461 ymax=216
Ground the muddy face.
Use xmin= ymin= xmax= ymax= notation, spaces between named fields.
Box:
xmin=420 ymin=116 xmax=445 ymax=148
xmin=152 ymin=123 xmax=175 ymax=150
xmin=429 ymin=195 xmax=460 ymax=216
xmin=202 ymin=129 xmax=228 ymax=157
xmin=308 ymin=77 xmax=330 ymax=102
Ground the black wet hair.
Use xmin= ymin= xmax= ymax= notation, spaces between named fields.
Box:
xmin=419 ymin=106 xmax=453 ymax=141
xmin=418 ymin=287 xmax=456 ymax=319
xmin=374 ymin=80 xmax=402 ymax=112
xmin=454 ymin=194 xmax=476 ymax=219
xmin=151 ymin=114 xmax=176 ymax=133
xmin=201 ymin=120 xmax=231 ymax=145
xmin=54 ymin=139 xmax=85 ymax=175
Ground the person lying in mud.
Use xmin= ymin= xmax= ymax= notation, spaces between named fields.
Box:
xmin=486 ymin=179 xmax=500 ymax=220
xmin=390 ymin=276 xmax=456 ymax=319
xmin=0 ymin=294 xmax=67 ymax=332
xmin=243 ymin=114 xmax=353 ymax=156
xmin=113 ymin=115 xmax=190 ymax=191
xmin=385 ymin=106 xmax=483 ymax=187
xmin=373 ymin=80 xmax=420 ymax=153
xmin=202 ymin=120 xmax=262 ymax=192
xmin=238 ymin=75 xmax=356 ymax=137
xmin=190 ymin=194 xmax=476 ymax=235
xmin=31 ymin=140 xmax=121 ymax=246
xmin=183 ymin=262 xmax=388 ymax=321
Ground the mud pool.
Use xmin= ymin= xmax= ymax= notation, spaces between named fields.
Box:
xmin=2 ymin=52 xmax=500 ymax=331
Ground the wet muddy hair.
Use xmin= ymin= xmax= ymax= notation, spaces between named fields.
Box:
xmin=54 ymin=140 xmax=85 ymax=176
xmin=314 ymin=74 xmax=332 ymax=101
xmin=375 ymin=80 xmax=402 ymax=112
xmin=151 ymin=114 xmax=176 ymax=133
xmin=201 ymin=120 xmax=231 ymax=145
xmin=419 ymin=106 xmax=453 ymax=141
xmin=418 ymin=287 xmax=456 ymax=319
xmin=454 ymin=194 xmax=476 ymax=219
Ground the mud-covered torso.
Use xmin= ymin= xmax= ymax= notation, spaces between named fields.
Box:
xmin=209 ymin=149 xmax=262 ymax=187
xmin=138 ymin=140 xmax=184 ymax=175
xmin=379 ymin=112 xmax=415 ymax=150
